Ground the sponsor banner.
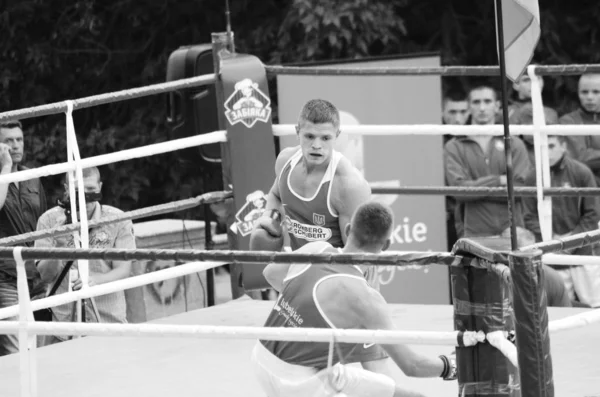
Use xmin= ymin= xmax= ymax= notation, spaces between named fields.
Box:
xmin=276 ymin=54 xmax=449 ymax=304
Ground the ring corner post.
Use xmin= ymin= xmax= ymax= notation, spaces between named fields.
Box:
xmin=509 ymin=249 xmax=554 ymax=397
xmin=212 ymin=32 xmax=277 ymax=299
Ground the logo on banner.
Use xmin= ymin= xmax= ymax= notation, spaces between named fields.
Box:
xmin=285 ymin=215 xmax=332 ymax=242
xmin=224 ymin=78 xmax=272 ymax=128
xmin=234 ymin=190 xmax=267 ymax=237
xmin=312 ymin=213 xmax=326 ymax=226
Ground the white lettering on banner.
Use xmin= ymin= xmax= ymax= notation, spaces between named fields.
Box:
xmin=273 ymin=296 xmax=304 ymax=328
xmin=390 ymin=217 xmax=428 ymax=244
xmin=228 ymin=107 xmax=269 ymax=124
xmin=286 ymin=216 xmax=332 ymax=242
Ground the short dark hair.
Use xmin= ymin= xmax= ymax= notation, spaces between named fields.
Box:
xmin=443 ymin=90 xmax=468 ymax=105
xmin=298 ymin=99 xmax=340 ymax=130
xmin=350 ymin=202 xmax=394 ymax=248
xmin=468 ymin=84 xmax=498 ymax=101
xmin=548 ymin=135 xmax=567 ymax=144
xmin=0 ymin=120 xmax=23 ymax=130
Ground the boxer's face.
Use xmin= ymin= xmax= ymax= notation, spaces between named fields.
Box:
xmin=296 ymin=121 xmax=339 ymax=167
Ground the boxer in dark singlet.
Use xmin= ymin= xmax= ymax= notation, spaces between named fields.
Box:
xmin=252 ymin=202 xmax=456 ymax=397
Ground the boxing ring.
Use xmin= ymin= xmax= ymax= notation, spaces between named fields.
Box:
xmin=1 ymin=33 xmax=600 ymax=397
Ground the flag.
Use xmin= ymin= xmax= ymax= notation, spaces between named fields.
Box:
xmin=499 ymin=0 xmax=541 ymax=82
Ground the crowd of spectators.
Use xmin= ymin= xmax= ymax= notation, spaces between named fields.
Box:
xmin=443 ymin=72 xmax=600 ymax=309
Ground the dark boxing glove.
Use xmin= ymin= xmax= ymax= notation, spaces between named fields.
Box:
xmin=249 ymin=209 xmax=284 ymax=252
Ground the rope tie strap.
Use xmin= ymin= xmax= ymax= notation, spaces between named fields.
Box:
xmin=326 ymin=335 xmax=348 ymax=396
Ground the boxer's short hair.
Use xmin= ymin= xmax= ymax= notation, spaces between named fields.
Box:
xmin=298 ymin=99 xmax=340 ymax=130
xmin=351 ymin=202 xmax=394 ymax=248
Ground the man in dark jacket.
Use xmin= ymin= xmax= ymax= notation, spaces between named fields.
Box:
xmin=523 ymin=135 xmax=600 ymax=308
xmin=445 ymin=83 xmax=531 ymax=237
xmin=0 ymin=120 xmax=47 ymax=356
xmin=561 ymin=73 xmax=600 ymax=185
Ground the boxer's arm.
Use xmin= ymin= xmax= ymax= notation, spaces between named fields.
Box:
xmin=361 ymin=357 xmax=395 ymax=377
xmin=263 ymin=263 xmax=291 ymax=292
xmin=348 ymin=281 xmax=446 ymax=378
xmin=331 ymin=168 xmax=371 ymax=244
xmin=263 ymin=146 xmax=298 ymax=215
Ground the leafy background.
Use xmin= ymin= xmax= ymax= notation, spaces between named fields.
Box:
xmin=2 ymin=0 xmax=599 ymax=220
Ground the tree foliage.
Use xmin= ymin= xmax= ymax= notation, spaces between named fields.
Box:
xmin=1 ymin=0 xmax=599 ymax=217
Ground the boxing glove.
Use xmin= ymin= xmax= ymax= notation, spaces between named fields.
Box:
xmin=249 ymin=209 xmax=284 ymax=252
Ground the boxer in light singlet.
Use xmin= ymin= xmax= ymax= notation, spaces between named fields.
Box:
xmin=252 ymin=202 xmax=456 ymax=397
xmin=255 ymin=98 xmax=371 ymax=251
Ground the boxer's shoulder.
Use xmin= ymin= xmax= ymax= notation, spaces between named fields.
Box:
xmin=330 ymin=157 xmax=371 ymax=208
xmin=298 ymin=240 xmax=334 ymax=254
xmin=275 ymin=146 xmax=300 ymax=173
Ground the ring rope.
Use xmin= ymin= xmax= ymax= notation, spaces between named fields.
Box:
xmin=0 ymin=260 xmax=226 ymax=321
xmin=0 ymin=190 xmax=232 ymax=246
xmin=0 ymin=247 xmax=458 ymax=264
xmin=542 ymin=253 xmax=600 ymax=266
xmin=272 ymin=124 xmax=600 ymax=137
xmin=371 ymin=186 xmax=600 ymax=197
xmin=548 ymin=308 xmax=600 ymax=333
xmin=0 ymin=308 xmax=596 ymax=345
xmin=0 ymin=321 xmax=477 ymax=346
xmin=521 ymin=227 xmax=600 ymax=254
xmin=486 ymin=331 xmax=519 ymax=368
xmin=0 ymin=130 xmax=227 ymax=186
xmin=0 ymin=74 xmax=216 ymax=123
xmin=264 ymin=64 xmax=600 ymax=77
xmin=0 ymin=246 xmax=597 ymax=268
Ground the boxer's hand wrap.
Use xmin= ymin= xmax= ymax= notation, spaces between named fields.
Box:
xmin=439 ymin=354 xmax=457 ymax=381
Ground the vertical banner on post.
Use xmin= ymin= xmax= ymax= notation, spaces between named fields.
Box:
xmin=218 ymin=51 xmax=277 ymax=293
xmin=277 ymin=54 xmax=449 ymax=304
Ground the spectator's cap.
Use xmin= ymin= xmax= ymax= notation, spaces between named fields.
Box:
xmin=511 ymin=103 xmax=558 ymax=125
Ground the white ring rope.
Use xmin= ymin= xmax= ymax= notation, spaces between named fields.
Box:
xmin=542 ymin=253 xmax=600 ymax=266
xmin=0 ymin=321 xmax=472 ymax=345
xmin=548 ymin=307 xmax=600 ymax=333
xmin=486 ymin=331 xmax=519 ymax=368
xmin=0 ymin=74 xmax=217 ymax=122
xmin=272 ymin=124 xmax=600 ymax=137
xmin=0 ymin=260 xmax=226 ymax=321
xmin=65 ymin=100 xmax=90 ymax=292
xmin=0 ymin=131 xmax=227 ymax=185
